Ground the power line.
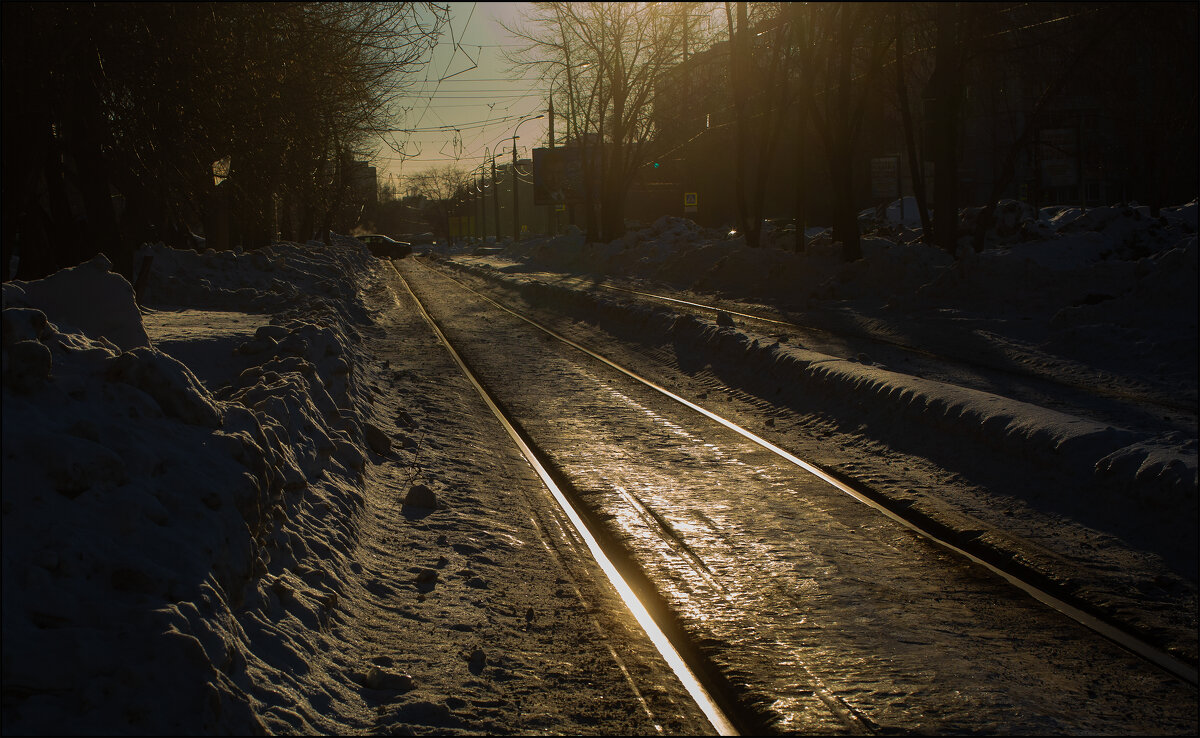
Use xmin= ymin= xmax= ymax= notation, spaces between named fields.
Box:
xmin=385 ymin=112 xmax=538 ymax=133
xmin=407 ymin=2 xmax=478 ymax=135
xmin=408 ymin=77 xmax=542 ymax=85
xmin=438 ymin=3 xmax=481 ymax=82
xmin=414 ymin=101 xmax=534 ymax=108
xmin=388 ymin=73 xmax=546 ymax=161
xmin=403 ymin=89 xmax=544 ymax=94
xmin=432 ymin=41 xmax=532 ymax=49
xmin=376 ymin=152 xmax=493 ymax=163
xmin=405 ymin=93 xmax=542 ymax=99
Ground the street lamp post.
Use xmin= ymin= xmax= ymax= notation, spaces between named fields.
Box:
xmin=491 ymin=149 xmax=500 ymax=241
xmin=476 ymin=162 xmax=485 ymax=241
xmin=548 ymin=72 xmax=562 ymax=237
xmin=547 ymin=63 xmax=587 ymax=234
xmin=548 ymin=95 xmax=558 ymax=237
xmin=512 ymin=114 xmax=544 ymax=242
xmin=511 ymin=137 xmax=519 ymax=243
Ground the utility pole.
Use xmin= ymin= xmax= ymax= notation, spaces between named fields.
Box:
xmin=549 ymin=95 xmax=556 ymax=236
xmin=491 ymin=153 xmax=500 ymax=241
xmin=512 ymin=135 xmax=520 ymax=242
xmin=565 ymin=67 xmax=577 ymax=229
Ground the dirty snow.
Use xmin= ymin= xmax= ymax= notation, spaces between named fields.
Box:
xmin=441 ymin=199 xmax=1197 ymax=660
xmin=2 ymin=197 xmax=1196 ymax=732
xmin=2 ymin=238 xmax=709 ymax=734
xmin=459 ymin=200 xmax=1197 ymax=512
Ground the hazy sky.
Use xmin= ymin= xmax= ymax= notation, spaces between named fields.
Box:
xmin=374 ymin=2 xmax=552 ymax=186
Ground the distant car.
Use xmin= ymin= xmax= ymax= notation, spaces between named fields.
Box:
xmin=357 ymin=234 xmax=412 ymax=259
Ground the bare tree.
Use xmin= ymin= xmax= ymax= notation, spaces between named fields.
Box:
xmin=403 ymin=165 xmax=472 ymax=244
xmin=884 ymin=3 xmax=1155 ymax=257
xmin=725 ymin=2 xmax=798 ymax=248
xmin=798 ymin=3 xmax=891 ymax=261
xmin=891 ymin=4 xmax=934 ymax=239
xmin=505 ymin=2 xmax=708 ymax=242
xmin=963 ymin=3 xmax=1139 ymax=252
xmin=0 ymin=2 xmax=445 ymax=280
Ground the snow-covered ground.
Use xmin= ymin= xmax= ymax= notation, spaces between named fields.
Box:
xmin=2 ymin=238 xmax=710 ymax=734
xmin=457 ymin=199 xmax=1198 ymax=520
xmin=440 ymin=198 xmax=1198 ymax=660
xmin=2 ymin=198 xmax=1196 ymax=733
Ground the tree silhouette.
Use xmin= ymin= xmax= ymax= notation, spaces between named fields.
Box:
xmin=1 ymin=2 xmax=445 ymax=279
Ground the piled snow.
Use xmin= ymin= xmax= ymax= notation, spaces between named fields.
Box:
xmin=445 ymin=198 xmax=1198 ymax=574
xmin=3 ymin=238 xmax=387 ymax=733
xmin=499 ymin=200 xmax=1199 ymax=382
xmin=441 ymin=258 xmax=1193 ymax=503
xmin=3 ymin=198 xmax=1196 ymax=730
xmin=9 ymin=254 xmax=151 ymax=350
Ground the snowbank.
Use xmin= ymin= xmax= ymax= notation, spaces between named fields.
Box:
xmin=2 ymin=238 xmax=391 ymax=733
xmin=442 ymin=256 xmax=1193 ymax=502
xmin=488 ymin=200 xmax=1197 ymax=401
xmin=442 ymin=199 xmax=1198 ymax=567
xmin=514 ymin=200 xmax=1197 ymax=318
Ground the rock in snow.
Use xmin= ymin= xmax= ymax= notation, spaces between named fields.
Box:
xmin=403 ymin=483 xmax=439 ymax=509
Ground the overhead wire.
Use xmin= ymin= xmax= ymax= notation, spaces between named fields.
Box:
xmin=394 ymin=2 xmax=478 ymax=165
xmin=387 ymin=3 xmax=1107 ymax=193
xmin=384 ymin=112 xmax=539 ymax=133
xmin=381 ymin=4 xmax=593 ymax=175
xmin=396 ymin=71 xmax=547 ymax=168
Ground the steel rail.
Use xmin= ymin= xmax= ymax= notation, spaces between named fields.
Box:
xmin=414 ymin=256 xmax=1200 ymax=688
xmin=453 ymin=256 xmax=1194 ymax=416
xmin=390 ymin=263 xmax=740 ymax=736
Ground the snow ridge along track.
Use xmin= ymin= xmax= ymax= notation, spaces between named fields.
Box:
xmin=391 ymin=263 xmax=744 ymax=736
xmin=594 ymin=282 xmax=1195 ymax=415
xmin=410 ymin=257 xmax=1198 ymax=689
xmin=456 ymin=256 xmax=1192 ymax=418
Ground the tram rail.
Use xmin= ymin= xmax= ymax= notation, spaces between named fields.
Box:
xmin=390 ymin=256 xmax=1198 ymax=733
xmin=450 ymin=254 xmax=1196 ymax=418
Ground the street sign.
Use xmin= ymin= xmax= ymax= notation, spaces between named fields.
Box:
xmin=684 ymin=192 xmax=698 ymax=213
xmin=871 ymin=156 xmax=900 ymax=200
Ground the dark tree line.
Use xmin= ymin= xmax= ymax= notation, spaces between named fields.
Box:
xmin=2 ymin=2 xmax=445 ymax=281
xmin=723 ymin=1 xmax=1197 ymax=260
xmin=496 ymin=3 xmax=1195 ymax=258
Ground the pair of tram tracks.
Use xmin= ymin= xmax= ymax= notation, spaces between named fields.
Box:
xmin=391 ymin=261 xmax=746 ymax=735
xmin=452 ymin=255 xmax=1195 ymax=418
xmin=392 ymin=257 xmax=1198 ymax=734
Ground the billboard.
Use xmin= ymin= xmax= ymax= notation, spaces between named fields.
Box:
xmin=533 ymin=147 xmax=585 ymax=206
